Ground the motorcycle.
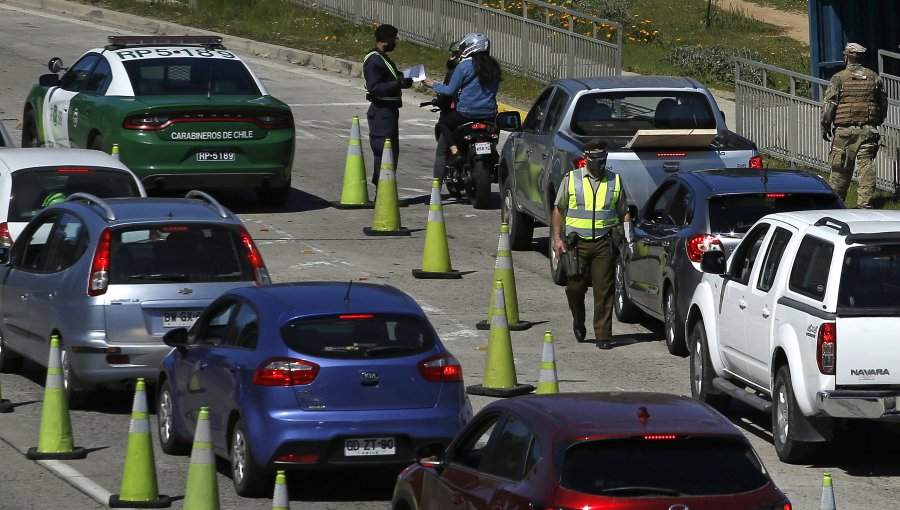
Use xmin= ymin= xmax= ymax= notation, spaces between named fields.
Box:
xmin=420 ymin=100 xmax=500 ymax=209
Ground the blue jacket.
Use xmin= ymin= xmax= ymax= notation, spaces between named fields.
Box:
xmin=433 ymin=58 xmax=499 ymax=119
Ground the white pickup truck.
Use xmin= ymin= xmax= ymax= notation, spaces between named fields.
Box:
xmin=685 ymin=209 xmax=900 ymax=463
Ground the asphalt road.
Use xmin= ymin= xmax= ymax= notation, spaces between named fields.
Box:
xmin=0 ymin=3 xmax=898 ymax=510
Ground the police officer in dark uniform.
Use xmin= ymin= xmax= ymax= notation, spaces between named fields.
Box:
xmin=551 ymin=140 xmax=631 ymax=350
xmin=363 ymin=24 xmax=413 ymax=186
xmin=821 ymin=42 xmax=888 ymax=209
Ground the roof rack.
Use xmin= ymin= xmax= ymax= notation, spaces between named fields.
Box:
xmin=106 ymin=36 xmax=225 ymax=50
xmin=185 ymin=190 xmax=229 ymax=219
xmin=814 ymin=216 xmax=851 ymax=236
xmin=66 ymin=193 xmax=116 ymax=221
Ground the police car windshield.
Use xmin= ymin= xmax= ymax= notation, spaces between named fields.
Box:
xmin=122 ymin=57 xmax=260 ymax=96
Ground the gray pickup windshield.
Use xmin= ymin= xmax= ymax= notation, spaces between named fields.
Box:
xmin=570 ymin=91 xmax=716 ymax=136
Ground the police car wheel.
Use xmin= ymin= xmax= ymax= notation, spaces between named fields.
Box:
xmin=90 ymin=134 xmax=106 ymax=153
xmin=22 ymin=110 xmax=39 ymax=148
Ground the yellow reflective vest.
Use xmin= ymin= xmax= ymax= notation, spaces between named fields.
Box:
xmin=364 ymin=50 xmax=401 ymax=102
xmin=565 ymin=168 xmax=621 ymax=239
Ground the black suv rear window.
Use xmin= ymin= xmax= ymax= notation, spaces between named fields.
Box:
xmin=838 ymin=244 xmax=900 ymax=312
xmin=281 ymin=316 xmax=436 ymax=359
xmin=123 ymin=58 xmax=260 ymax=96
xmin=9 ymin=167 xmax=140 ymax=222
xmin=561 ymin=437 xmax=770 ymax=497
xmin=708 ymin=193 xmax=842 ymax=234
xmin=108 ymin=224 xmax=253 ymax=284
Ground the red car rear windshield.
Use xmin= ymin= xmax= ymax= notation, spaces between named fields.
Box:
xmin=560 ymin=436 xmax=770 ymax=497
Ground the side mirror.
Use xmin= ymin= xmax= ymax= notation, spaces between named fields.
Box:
xmin=39 ymin=74 xmax=61 ymax=87
xmin=48 ymin=57 xmax=65 ymax=74
xmin=415 ymin=442 xmax=446 ymax=470
xmin=700 ymin=250 xmax=727 ymax=275
xmin=495 ymin=111 xmax=521 ymax=131
xmin=163 ymin=327 xmax=190 ymax=348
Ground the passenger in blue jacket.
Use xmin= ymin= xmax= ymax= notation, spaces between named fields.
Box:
xmin=424 ymin=32 xmax=501 ymax=169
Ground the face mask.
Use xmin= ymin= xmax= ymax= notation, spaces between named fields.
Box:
xmin=585 ymin=152 xmax=607 ymax=174
xmin=384 ymin=41 xmax=396 ymax=52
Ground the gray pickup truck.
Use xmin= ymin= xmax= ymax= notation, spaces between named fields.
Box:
xmin=496 ymin=76 xmax=762 ymax=283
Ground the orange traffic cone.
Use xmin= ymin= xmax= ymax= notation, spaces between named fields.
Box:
xmin=412 ymin=178 xmax=461 ymax=278
xmin=363 ymin=139 xmax=410 ymax=236
xmin=26 ymin=335 xmax=86 ymax=460
xmin=466 ymin=279 xmax=534 ymax=398
xmin=332 ymin=116 xmax=374 ymax=209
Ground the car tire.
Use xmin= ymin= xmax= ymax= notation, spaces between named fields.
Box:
xmin=550 ymin=243 xmax=567 ymax=286
xmin=613 ymin=258 xmax=641 ymax=323
xmin=22 ymin=109 xmax=40 ymax=148
xmin=231 ymin=419 xmax=270 ymax=497
xmin=663 ymin=288 xmax=687 ymax=356
xmin=501 ymin=176 xmax=534 ymax=251
xmin=773 ymin=364 xmax=817 ymax=464
xmin=90 ymin=134 xmax=106 ymax=153
xmin=157 ymin=380 xmax=190 ymax=455
xmin=689 ymin=321 xmax=731 ymax=412
xmin=256 ymin=176 xmax=291 ymax=207
xmin=59 ymin=340 xmax=88 ymax=409
xmin=0 ymin=329 xmax=23 ymax=373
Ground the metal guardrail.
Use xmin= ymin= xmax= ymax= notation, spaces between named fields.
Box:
xmin=291 ymin=0 xmax=622 ymax=81
xmin=735 ymin=57 xmax=900 ymax=194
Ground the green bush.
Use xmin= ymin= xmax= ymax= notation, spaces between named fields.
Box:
xmin=665 ymin=44 xmax=762 ymax=85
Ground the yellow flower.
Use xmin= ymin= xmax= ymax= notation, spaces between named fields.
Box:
xmin=332 ymin=35 xmax=337 ymax=40
xmin=323 ymin=36 xmax=329 ymax=41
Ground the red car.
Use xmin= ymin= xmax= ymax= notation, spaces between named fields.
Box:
xmin=392 ymin=392 xmax=791 ymax=510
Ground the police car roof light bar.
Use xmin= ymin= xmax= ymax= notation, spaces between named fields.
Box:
xmin=106 ymin=36 xmax=225 ymax=50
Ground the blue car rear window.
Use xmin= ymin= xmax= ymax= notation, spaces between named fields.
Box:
xmin=561 ymin=436 xmax=770 ymax=496
xmin=123 ymin=57 xmax=260 ymax=96
xmin=280 ymin=316 xmax=436 ymax=359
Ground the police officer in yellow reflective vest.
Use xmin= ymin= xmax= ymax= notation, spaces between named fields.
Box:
xmin=551 ymin=140 xmax=630 ymax=350
xmin=821 ymin=42 xmax=888 ymax=209
xmin=364 ymin=24 xmax=413 ymax=186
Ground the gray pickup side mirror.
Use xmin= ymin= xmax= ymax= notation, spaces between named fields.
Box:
xmin=700 ymin=250 xmax=727 ymax=274
xmin=495 ymin=111 xmax=521 ymax=131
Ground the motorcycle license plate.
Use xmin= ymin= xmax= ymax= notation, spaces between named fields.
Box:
xmin=474 ymin=142 xmax=491 ymax=155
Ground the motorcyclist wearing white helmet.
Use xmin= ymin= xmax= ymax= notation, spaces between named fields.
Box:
xmin=424 ymin=32 xmax=501 ymax=171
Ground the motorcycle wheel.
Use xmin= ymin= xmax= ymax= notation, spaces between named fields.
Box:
xmin=471 ymin=158 xmax=492 ymax=209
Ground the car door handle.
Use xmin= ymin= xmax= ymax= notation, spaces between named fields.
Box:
xmin=739 ymin=299 xmax=747 ymax=310
xmin=452 ymin=493 xmax=465 ymax=505
xmin=761 ymin=307 xmax=770 ymax=318
xmin=526 ymin=149 xmax=534 ymax=155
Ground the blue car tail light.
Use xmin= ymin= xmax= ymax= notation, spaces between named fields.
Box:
xmin=252 ymin=357 xmax=320 ymax=386
xmin=418 ymin=354 xmax=463 ymax=382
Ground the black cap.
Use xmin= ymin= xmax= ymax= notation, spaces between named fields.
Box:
xmin=375 ymin=24 xmax=398 ymax=42
xmin=583 ymin=139 xmax=608 ymax=156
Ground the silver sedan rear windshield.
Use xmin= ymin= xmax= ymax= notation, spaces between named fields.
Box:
xmin=108 ymin=224 xmax=253 ymax=284
xmin=9 ymin=167 xmax=141 ymax=222
xmin=570 ymin=91 xmax=716 ymax=136
xmin=123 ymin=57 xmax=260 ymax=96
xmin=281 ymin=316 xmax=436 ymax=359
xmin=561 ymin=436 xmax=770 ymax=497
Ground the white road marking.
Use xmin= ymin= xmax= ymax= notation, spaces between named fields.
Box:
xmin=38 ymin=459 xmax=112 ymax=506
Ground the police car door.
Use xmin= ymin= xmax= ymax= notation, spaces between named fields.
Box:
xmin=42 ymin=54 xmax=101 ymax=147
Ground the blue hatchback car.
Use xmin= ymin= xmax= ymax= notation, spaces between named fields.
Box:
xmin=157 ymin=282 xmax=473 ymax=497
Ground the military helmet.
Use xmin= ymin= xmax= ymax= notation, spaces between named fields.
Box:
xmin=42 ymin=192 xmax=67 ymax=207
xmin=457 ymin=33 xmax=490 ymax=58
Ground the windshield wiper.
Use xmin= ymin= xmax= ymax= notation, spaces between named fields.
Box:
xmin=128 ymin=273 xmax=189 ymax=281
xmin=594 ymin=486 xmax=683 ymax=497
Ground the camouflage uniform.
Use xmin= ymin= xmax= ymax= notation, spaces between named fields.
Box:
xmin=821 ymin=44 xmax=888 ymax=208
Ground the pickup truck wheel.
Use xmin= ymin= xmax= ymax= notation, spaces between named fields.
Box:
xmin=614 ymin=258 xmax=641 ymax=323
xmin=550 ymin=245 xmax=567 ymax=286
xmin=471 ymin=159 xmax=492 ymax=209
xmin=773 ymin=365 xmax=816 ymax=463
xmin=501 ymin=176 xmax=533 ymax=250
xmin=664 ymin=289 xmax=687 ymax=356
xmin=689 ymin=322 xmax=731 ymax=412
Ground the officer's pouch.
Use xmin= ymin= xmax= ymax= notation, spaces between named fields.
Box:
xmin=562 ymin=235 xmax=587 ymax=278
xmin=365 ymin=92 xmax=373 ymax=101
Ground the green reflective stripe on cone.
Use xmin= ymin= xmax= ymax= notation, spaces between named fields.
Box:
xmin=184 ymin=407 xmax=219 ymax=510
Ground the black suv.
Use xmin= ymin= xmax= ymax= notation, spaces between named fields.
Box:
xmin=615 ymin=168 xmax=843 ymax=355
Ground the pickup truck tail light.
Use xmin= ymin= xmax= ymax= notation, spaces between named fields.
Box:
xmin=817 ymin=323 xmax=836 ymax=374
xmin=686 ymin=234 xmax=724 ymax=263
xmin=750 ymin=155 xmax=764 ymax=168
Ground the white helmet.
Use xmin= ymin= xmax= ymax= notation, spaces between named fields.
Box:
xmin=457 ymin=33 xmax=490 ymax=58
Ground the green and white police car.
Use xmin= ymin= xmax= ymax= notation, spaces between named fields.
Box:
xmin=22 ymin=36 xmax=295 ymax=206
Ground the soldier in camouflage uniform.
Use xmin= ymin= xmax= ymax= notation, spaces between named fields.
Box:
xmin=821 ymin=43 xmax=889 ymax=209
